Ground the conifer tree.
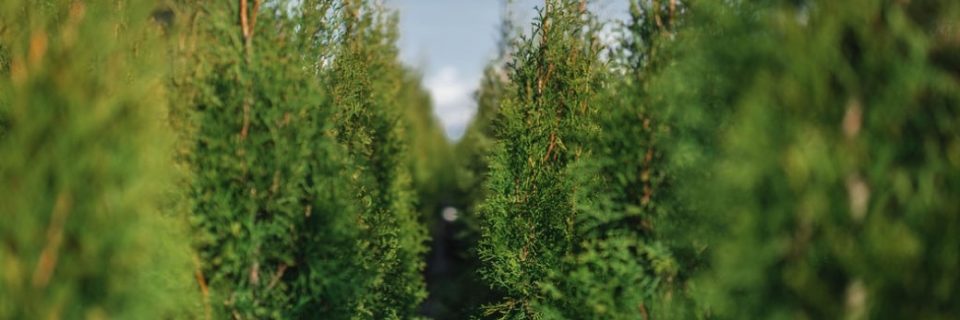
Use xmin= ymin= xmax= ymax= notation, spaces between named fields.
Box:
xmin=0 ymin=1 xmax=197 ymax=318
xmin=328 ymin=1 xmax=428 ymax=317
xmin=543 ymin=1 xmax=701 ymax=318
xmin=455 ymin=0 xmax=520 ymax=221
xmin=170 ymin=1 xmax=370 ymax=317
xmin=476 ymin=1 xmax=604 ymax=317
xmin=659 ymin=0 xmax=960 ymax=318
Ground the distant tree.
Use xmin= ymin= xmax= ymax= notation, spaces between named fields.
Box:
xmin=399 ymin=69 xmax=455 ymax=223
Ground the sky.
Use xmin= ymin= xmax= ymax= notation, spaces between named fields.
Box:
xmin=385 ymin=0 xmax=629 ymax=140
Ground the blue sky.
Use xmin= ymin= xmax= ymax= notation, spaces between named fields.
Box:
xmin=385 ymin=0 xmax=629 ymax=140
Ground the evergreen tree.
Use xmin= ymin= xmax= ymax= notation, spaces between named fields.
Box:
xmin=659 ymin=0 xmax=960 ymax=318
xmin=170 ymin=1 xmax=370 ymax=317
xmin=328 ymin=0 xmax=428 ymax=317
xmin=0 ymin=0 xmax=197 ymax=318
xmin=544 ymin=1 xmax=701 ymax=318
xmin=476 ymin=1 xmax=604 ymax=317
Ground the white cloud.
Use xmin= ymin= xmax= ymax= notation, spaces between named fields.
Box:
xmin=424 ymin=66 xmax=479 ymax=140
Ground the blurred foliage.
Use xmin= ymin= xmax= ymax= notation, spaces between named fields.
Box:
xmin=430 ymin=53 xmax=509 ymax=320
xmin=456 ymin=64 xmax=507 ymax=224
xmin=467 ymin=0 xmax=960 ymax=319
xmin=0 ymin=0 xmax=198 ymax=318
xmin=656 ymin=0 xmax=960 ymax=318
xmin=400 ymin=70 xmax=456 ymax=220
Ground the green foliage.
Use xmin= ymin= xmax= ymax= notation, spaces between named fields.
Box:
xmin=544 ymin=1 xmax=701 ymax=318
xmin=0 ymin=0 xmax=197 ymax=318
xmin=328 ymin=1 xmax=428 ymax=317
xmin=170 ymin=1 xmax=382 ymax=318
xmin=2 ymin=0 xmax=435 ymax=319
xmin=440 ymin=17 xmax=515 ymax=318
xmin=657 ymin=0 xmax=960 ymax=318
xmin=471 ymin=0 xmax=960 ymax=319
xmin=476 ymin=1 xmax=605 ymax=317
xmin=456 ymin=64 xmax=507 ymax=220
xmin=6 ymin=0 xmax=958 ymax=318
xmin=400 ymin=70 xmax=455 ymax=219
xmin=454 ymin=1 xmax=515 ymax=218
xmin=402 ymin=67 xmax=469 ymax=319
xmin=428 ymin=63 xmax=507 ymax=320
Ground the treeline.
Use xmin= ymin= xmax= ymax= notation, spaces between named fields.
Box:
xmin=0 ymin=0 xmax=450 ymax=319
xmin=453 ymin=0 xmax=960 ymax=319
